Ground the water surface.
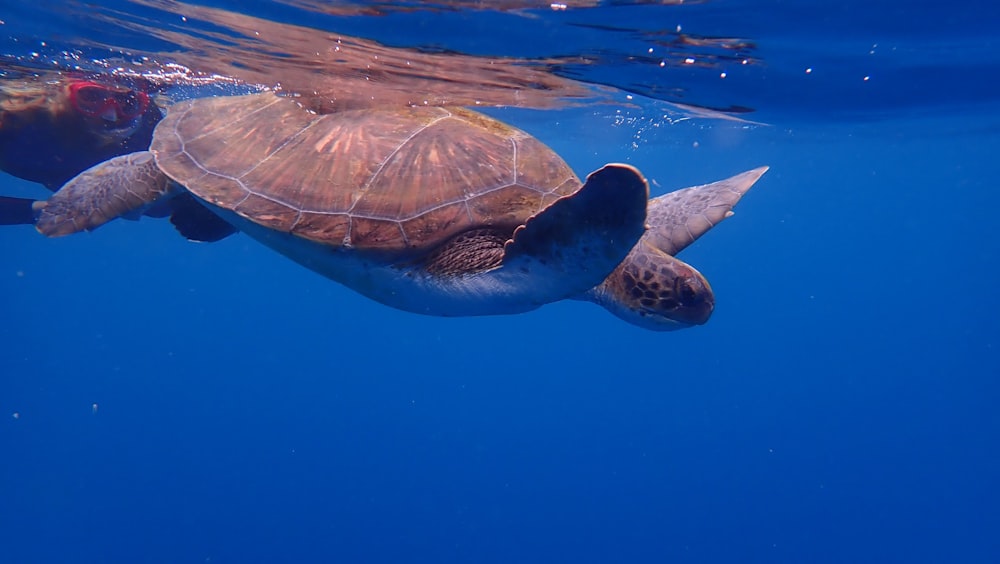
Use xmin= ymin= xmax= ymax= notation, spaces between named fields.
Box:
xmin=1 ymin=1 xmax=998 ymax=562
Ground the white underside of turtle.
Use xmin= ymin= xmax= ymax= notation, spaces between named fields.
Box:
xmin=211 ymin=201 xmax=622 ymax=318
xmin=225 ymin=209 xmax=569 ymax=316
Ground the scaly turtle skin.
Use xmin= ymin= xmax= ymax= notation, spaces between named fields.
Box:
xmin=34 ymin=92 xmax=766 ymax=330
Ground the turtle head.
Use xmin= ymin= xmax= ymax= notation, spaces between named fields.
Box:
xmin=585 ymin=240 xmax=714 ymax=331
xmin=582 ymin=166 xmax=767 ymax=330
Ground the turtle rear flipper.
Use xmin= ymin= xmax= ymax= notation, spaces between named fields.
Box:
xmin=36 ymin=151 xmax=176 ymax=237
xmin=168 ymin=192 xmax=238 ymax=242
xmin=0 ymin=196 xmax=42 ymax=225
xmin=503 ymin=163 xmax=648 ymax=298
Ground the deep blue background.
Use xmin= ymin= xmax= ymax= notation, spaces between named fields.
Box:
xmin=1 ymin=1 xmax=999 ymax=562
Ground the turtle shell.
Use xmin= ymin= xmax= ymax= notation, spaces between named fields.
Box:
xmin=151 ymin=93 xmax=581 ymax=256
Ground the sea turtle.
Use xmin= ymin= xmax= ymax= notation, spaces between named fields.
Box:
xmin=34 ymin=92 xmax=766 ymax=330
xmin=0 ymin=74 xmax=235 ymax=241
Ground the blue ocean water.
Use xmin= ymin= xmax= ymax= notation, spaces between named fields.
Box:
xmin=1 ymin=1 xmax=998 ymax=562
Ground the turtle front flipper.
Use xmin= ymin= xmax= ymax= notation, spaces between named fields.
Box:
xmin=0 ymin=196 xmax=42 ymax=225
xmin=502 ymin=163 xmax=648 ymax=299
xmin=644 ymin=166 xmax=768 ymax=256
xmin=36 ymin=151 xmax=177 ymax=237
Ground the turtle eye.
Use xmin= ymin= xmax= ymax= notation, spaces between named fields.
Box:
xmin=675 ymin=278 xmax=698 ymax=302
